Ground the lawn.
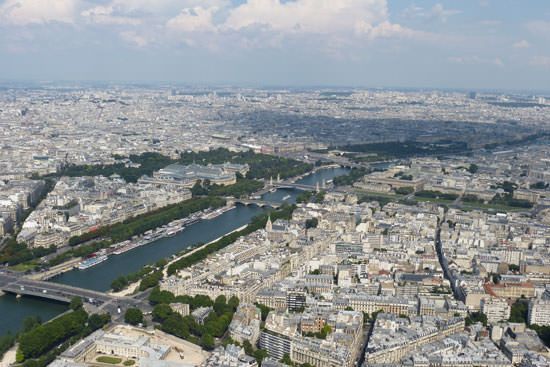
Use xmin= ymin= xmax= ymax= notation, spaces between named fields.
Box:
xmin=9 ymin=262 xmax=38 ymax=272
xmin=414 ymin=196 xmax=456 ymax=204
xmin=460 ymin=202 xmax=529 ymax=213
xmin=354 ymin=189 xmax=410 ymax=206
xmin=96 ymin=356 xmax=122 ymax=364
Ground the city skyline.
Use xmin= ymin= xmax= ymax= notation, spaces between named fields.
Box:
xmin=0 ymin=0 xmax=550 ymax=90
xmin=1 ymin=2 xmax=550 ymax=366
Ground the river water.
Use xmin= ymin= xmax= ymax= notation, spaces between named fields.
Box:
xmin=0 ymin=167 xmax=349 ymax=337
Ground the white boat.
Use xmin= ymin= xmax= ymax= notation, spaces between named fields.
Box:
xmin=166 ymin=228 xmax=179 ymax=237
xmin=282 ymin=195 xmax=291 ymax=200
xmin=112 ymin=241 xmax=140 ymax=255
xmin=78 ymin=255 xmax=108 ymax=270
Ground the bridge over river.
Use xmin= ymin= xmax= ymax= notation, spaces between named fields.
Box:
xmin=0 ymin=272 xmax=150 ymax=318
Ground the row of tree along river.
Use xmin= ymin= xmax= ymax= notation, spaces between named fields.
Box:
xmin=0 ymin=167 xmax=350 ymax=336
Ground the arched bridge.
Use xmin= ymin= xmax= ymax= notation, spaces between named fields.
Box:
xmin=229 ymin=199 xmax=283 ymax=208
xmin=255 ymin=181 xmax=331 ymax=196
xmin=275 ymin=183 xmax=320 ymax=191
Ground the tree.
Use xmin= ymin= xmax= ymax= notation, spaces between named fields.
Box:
xmin=305 ymin=218 xmax=318 ymax=229
xmin=139 ymin=270 xmax=163 ymax=291
xmin=18 ymin=309 xmax=88 ymax=361
xmin=253 ymin=349 xmax=269 ymax=364
xmin=395 ymin=187 xmax=414 ymax=195
xmin=509 ymin=300 xmax=528 ymax=323
xmin=111 ymin=276 xmax=129 ymax=292
xmin=21 ymin=316 xmax=42 ymax=333
xmin=530 ymin=325 xmax=550 ymax=347
xmin=296 ymin=191 xmax=313 ymax=204
xmin=467 ymin=164 xmax=479 ymax=174
xmin=124 ymin=308 xmax=144 ymax=326
xmin=200 ymin=333 xmax=215 ymax=350
xmin=0 ymin=334 xmax=15 ymax=360
xmin=281 ymin=353 xmax=293 ymax=365
xmin=530 ymin=181 xmax=548 ymax=190
xmin=466 ymin=312 xmax=487 ymax=326
xmin=243 ymin=340 xmax=254 ymax=356
xmin=70 ymin=297 xmax=83 ymax=311
xmin=193 ymin=295 xmax=214 ymax=309
xmin=88 ymin=313 xmax=110 ymax=331
xmin=153 ymin=304 xmax=174 ymax=322
xmin=255 ymin=303 xmax=272 ymax=322
xmin=214 ymin=295 xmax=228 ymax=316
xmin=191 ymin=181 xmax=208 ymax=196
xmin=319 ymin=324 xmax=332 ymax=338
xmin=509 ymin=264 xmax=520 ymax=272
xmin=228 ymin=296 xmax=240 ymax=311
xmin=160 ymin=314 xmax=190 ymax=339
xmin=155 ymin=259 xmax=168 ymax=268
xmin=149 ymin=287 xmax=176 ymax=305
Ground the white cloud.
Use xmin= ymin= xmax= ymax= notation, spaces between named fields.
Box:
xmin=530 ymin=56 xmax=550 ymax=68
xmin=401 ymin=5 xmax=425 ymax=19
xmin=356 ymin=21 xmax=434 ymax=41
xmin=108 ymin=0 xmax=227 ymax=16
xmin=448 ymin=56 xmax=503 ymax=67
xmin=166 ymin=6 xmax=218 ymax=33
xmin=513 ymin=40 xmax=530 ymax=49
xmin=402 ymin=3 xmax=460 ymax=23
xmin=162 ymin=0 xmax=431 ymax=47
xmin=119 ymin=30 xmax=148 ymax=47
xmin=81 ymin=5 xmax=142 ymax=26
xmin=82 ymin=1 xmax=227 ymax=27
xmin=0 ymin=0 xmax=438 ymax=51
xmin=0 ymin=0 xmax=79 ymax=25
xmin=224 ymin=0 xmax=389 ymax=35
xmin=429 ymin=3 xmax=461 ymax=23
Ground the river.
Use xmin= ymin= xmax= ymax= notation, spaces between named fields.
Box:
xmin=0 ymin=167 xmax=349 ymax=337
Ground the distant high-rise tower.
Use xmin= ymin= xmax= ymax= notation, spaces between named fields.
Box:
xmin=349 ymin=214 xmax=356 ymax=231
xmin=266 ymin=215 xmax=273 ymax=232
xmin=468 ymin=91 xmax=477 ymax=100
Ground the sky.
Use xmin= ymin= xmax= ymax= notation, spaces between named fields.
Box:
xmin=0 ymin=0 xmax=549 ymax=91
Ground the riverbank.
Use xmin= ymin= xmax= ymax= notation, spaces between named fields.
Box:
xmin=26 ymin=257 xmax=82 ymax=281
xmin=163 ymin=224 xmax=248 ymax=278
xmin=50 ymin=204 xmax=267 ymax=292
xmin=48 ymin=196 xmax=226 ymax=266
xmin=108 ymin=281 xmax=140 ymax=297
xmin=1 ymin=167 xmax=349 ymax=338
xmin=108 ymin=224 xmax=249 ymax=295
xmin=0 ymin=344 xmax=16 ymax=367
